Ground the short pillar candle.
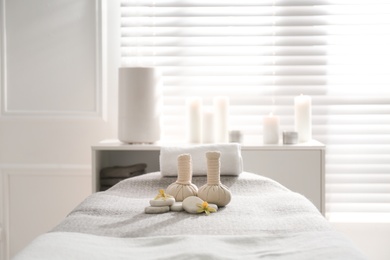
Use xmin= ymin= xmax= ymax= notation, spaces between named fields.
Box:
xmin=294 ymin=94 xmax=312 ymax=142
xmin=213 ymin=96 xmax=229 ymax=143
xmin=263 ymin=113 xmax=280 ymax=144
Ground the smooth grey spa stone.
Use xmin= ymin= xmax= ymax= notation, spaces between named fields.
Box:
xmin=170 ymin=202 xmax=184 ymax=212
xmin=149 ymin=197 xmax=175 ymax=207
xmin=208 ymin=203 xmax=218 ymax=211
xmin=182 ymin=196 xmax=203 ymax=214
xmin=144 ymin=206 xmax=170 ymax=214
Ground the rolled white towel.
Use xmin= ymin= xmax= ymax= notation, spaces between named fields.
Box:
xmin=160 ymin=143 xmax=243 ymax=176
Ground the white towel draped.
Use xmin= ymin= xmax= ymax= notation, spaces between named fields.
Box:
xmin=159 ymin=144 xmax=243 ymax=176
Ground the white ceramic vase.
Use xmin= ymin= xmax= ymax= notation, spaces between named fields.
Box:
xmin=118 ymin=67 xmax=162 ymax=143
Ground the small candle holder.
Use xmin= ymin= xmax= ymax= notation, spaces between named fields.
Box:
xmin=283 ymin=131 xmax=298 ymax=145
xmin=229 ymin=130 xmax=242 ymax=143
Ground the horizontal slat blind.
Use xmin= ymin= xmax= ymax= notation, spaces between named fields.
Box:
xmin=120 ymin=0 xmax=390 ymax=220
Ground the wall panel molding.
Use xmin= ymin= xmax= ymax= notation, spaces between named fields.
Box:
xmin=0 ymin=0 xmax=103 ymax=118
xmin=0 ymin=0 xmax=7 ymax=119
xmin=0 ymin=167 xmax=8 ymax=260
xmin=0 ymin=164 xmax=91 ymax=259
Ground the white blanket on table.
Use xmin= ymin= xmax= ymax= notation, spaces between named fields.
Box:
xmin=15 ymin=232 xmax=365 ymax=260
xmin=14 ymin=172 xmax=366 ymax=259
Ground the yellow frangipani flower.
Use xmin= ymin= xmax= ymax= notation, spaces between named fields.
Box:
xmin=197 ymin=201 xmax=217 ymax=216
xmin=154 ymin=189 xmax=172 ymax=200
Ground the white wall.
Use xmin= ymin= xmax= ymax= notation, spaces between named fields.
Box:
xmin=0 ymin=0 xmax=119 ymax=258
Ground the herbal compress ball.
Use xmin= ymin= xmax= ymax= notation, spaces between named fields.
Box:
xmin=166 ymin=154 xmax=198 ymax=201
xmin=198 ymin=151 xmax=232 ymax=207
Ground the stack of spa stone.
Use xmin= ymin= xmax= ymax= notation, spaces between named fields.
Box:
xmin=145 ymin=197 xmax=184 ymax=214
xmin=145 ymin=195 xmax=218 ymax=214
xmin=100 ymin=163 xmax=147 ymax=191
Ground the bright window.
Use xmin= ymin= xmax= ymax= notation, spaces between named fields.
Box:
xmin=120 ymin=0 xmax=390 ymax=221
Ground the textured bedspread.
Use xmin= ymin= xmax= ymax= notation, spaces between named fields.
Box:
xmin=14 ymin=172 xmax=366 ymax=259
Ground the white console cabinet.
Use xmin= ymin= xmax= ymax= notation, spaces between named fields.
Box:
xmin=92 ymin=140 xmax=325 ymax=213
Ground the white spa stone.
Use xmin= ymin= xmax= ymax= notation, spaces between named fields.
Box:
xmin=149 ymin=197 xmax=175 ymax=207
xmin=144 ymin=206 xmax=170 ymax=214
xmin=208 ymin=203 xmax=218 ymax=211
xmin=170 ymin=202 xmax=184 ymax=212
xmin=182 ymin=196 xmax=204 ymax=214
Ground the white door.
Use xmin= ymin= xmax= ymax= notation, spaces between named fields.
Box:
xmin=0 ymin=0 xmax=119 ymax=258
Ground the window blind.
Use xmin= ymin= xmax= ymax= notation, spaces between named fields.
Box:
xmin=120 ymin=0 xmax=390 ymax=221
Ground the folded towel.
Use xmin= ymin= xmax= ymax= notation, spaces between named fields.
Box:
xmin=100 ymin=164 xmax=147 ymax=178
xmin=160 ymin=144 xmax=243 ymax=176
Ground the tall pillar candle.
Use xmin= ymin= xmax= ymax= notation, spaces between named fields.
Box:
xmin=186 ymin=97 xmax=202 ymax=143
xmin=118 ymin=67 xmax=162 ymax=143
xmin=294 ymin=94 xmax=312 ymax=142
xmin=263 ymin=113 xmax=280 ymax=144
xmin=202 ymin=109 xmax=214 ymax=143
xmin=213 ymin=96 xmax=229 ymax=143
